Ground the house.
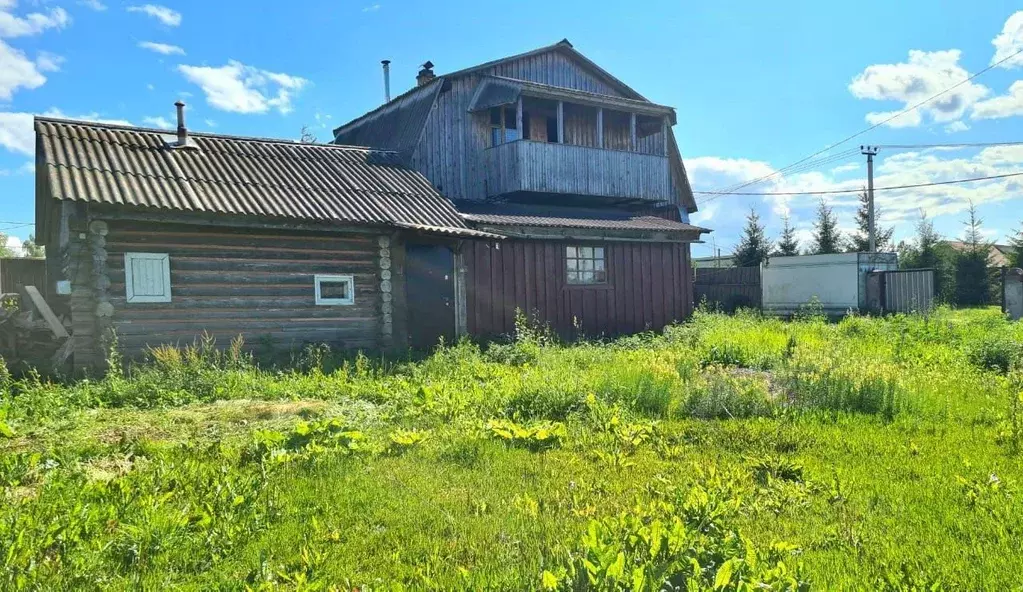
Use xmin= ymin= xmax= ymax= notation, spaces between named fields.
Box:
xmin=334 ymin=39 xmax=709 ymax=341
xmin=942 ymin=241 xmax=1016 ymax=268
xmin=693 ymin=254 xmax=736 ymax=269
xmin=34 ymin=40 xmax=709 ymax=371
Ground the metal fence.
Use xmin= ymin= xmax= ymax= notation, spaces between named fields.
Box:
xmin=866 ymin=269 xmax=935 ymax=314
xmin=0 ymin=258 xmax=46 ymax=295
xmin=694 ymin=266 xmax=761 ymax=312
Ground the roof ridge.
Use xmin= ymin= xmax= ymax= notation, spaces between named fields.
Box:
xmin=36 ymin=116 xmax=398 ymax=154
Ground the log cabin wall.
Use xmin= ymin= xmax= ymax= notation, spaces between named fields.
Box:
xmin=464 ymin=239 xmax=693 ymax=340
xmin=74 ymin=221 xmax=399 ymax=363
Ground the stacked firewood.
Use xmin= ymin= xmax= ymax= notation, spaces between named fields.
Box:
xmin=0 ymin=293 xmax=72 ymax=371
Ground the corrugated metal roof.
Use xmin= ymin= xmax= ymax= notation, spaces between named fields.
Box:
xmin=459 ymin=203 xmax=709 ymax=233
xmin=36 ymin=117 xmax=475 ymax=235
xmin=331 ymin=79 xmax=442 ymax=154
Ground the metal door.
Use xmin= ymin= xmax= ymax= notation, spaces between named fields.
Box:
xmin=405 ymin=244 xmax=455 ymax=349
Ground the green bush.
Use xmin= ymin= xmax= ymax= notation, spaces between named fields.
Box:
xmin=966 ymin=333 xmax=1023 ymax=374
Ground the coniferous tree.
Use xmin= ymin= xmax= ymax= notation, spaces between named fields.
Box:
xmin=732 ymin=208 xmax=771 ymax=267
xmin=1010 ymin=221 xmax=1023 ymax=269
xmin=954 ymin=202 xmax=992 ymax=306
xmin=810 ymin=199 xmax=842 ymax=255
xmin=900 ymin=211 xmax=955 ymax=302
xmin=848 ymin=188 xmax=894 ymax=252
xmin=775 ymin=215 xmax=800 ymax=256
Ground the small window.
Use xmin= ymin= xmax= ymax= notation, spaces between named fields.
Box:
xmin=489 ymin=107 xmax=521 ymax=146
xmin=566 ymin=245 xmax=607 ymax=285
xmin=124 ymin=252 xmax=172 ymax=303
xmin=315 ymin=274 xmax=355 ymax=305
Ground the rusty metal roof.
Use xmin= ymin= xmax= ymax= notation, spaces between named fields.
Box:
xmin=459 ymin=203 xmax=709 ymax=234
xmin=36 ymin=117 xmax=474 ymax=234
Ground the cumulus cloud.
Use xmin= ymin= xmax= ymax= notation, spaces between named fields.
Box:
xmin=41 ymin=108 xmax=131 ymax=127
xmin=138 ymin=41 xmax=184 ymax=55
xmin=0 ymin=111 xmax=33 ymax=154
xmin=972 ymin=80 xmax=1023 ymax=119
xmin=849 ymin=50 xmax=988 ymax=128
xmin=35 ymin=51 xmax=63 ymax=72
xmin=78 ymin=0 xmax=106 ymax=10
xmin=142 ymin=115 xmax=172 ymax=128
xmin=177 ymin=60 xmax=308 ymax=114
xmin=992 ymin=10 xmax=1023 ymax=68
xmin=127 ymin=4 xmax=180 ymax=26
xmin=0 ymin=39 xmax=46 ymax=100
xmin=0 ymin=1 xmax=70 ymax=38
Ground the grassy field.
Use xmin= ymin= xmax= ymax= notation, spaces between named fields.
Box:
xmin=2 ymin=306 xmax=1022 ymax=590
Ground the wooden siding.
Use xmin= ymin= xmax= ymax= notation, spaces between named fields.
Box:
xmin=489 ymin=51 xmax=629 ymax=97
xmin=484 ymin=141 xmax=672 ymax=202
xmin=465 ymin=239 xmax=693 ymax=339
xmin=98 ymin=222 xmax=387 ymax=358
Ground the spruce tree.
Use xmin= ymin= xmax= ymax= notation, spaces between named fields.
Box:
xmin=1010 ymin=221 xmax=1023 ymax=269
xmin=954 ymin=202 xmax=992 ymax=306
xmin=732 ymin=208 xmax=771 ymax=267
xmin=848 ymin=188 xmax=894 ymax=252
xmin=810 ymin=199 xmax=842 ymax=255
xmin=775 ymin=215 xmax=800 ymax=256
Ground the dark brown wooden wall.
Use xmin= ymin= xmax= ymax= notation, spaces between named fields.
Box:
xmin=693 ymin=266 xmax=762 ymax=312
xmin=100 ymin=222 xmax=385 ymax=358
xmin=465 ymin=239 xmax=693 ymax=340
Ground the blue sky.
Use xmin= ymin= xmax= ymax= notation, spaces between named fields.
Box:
xmin=1 ymin=0 xmax=1023 ymax=258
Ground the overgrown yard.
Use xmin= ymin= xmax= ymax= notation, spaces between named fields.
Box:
xmin=2 ymin=307 xmax=1022 ymax=590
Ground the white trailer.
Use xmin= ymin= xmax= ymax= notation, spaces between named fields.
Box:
xmin=761 ymin=252 xmax=898 ymax=317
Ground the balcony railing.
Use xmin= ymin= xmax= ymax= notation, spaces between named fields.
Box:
xmin=484 ymin=140 xmax=672 ymax=203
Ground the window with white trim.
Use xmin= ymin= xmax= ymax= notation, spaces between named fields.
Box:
xmin=566 ymin=245 xmax=607 ymax=285
xmin=314 ymin=274 xmax=355 ymax=305
xmin=124 ymin=252 xmax=172 ymax=303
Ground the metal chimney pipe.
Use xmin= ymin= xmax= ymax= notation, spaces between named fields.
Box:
xmin=174 ymin=101 xmax=187 ymax=146
xmin=381 ymin=60 xmax=391 ymax=102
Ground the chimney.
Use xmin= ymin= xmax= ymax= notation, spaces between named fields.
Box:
xmin=174 ymin=100 xmax=187 ymax=146
xmin=381 ymin=59 xmax=391 ymax=102
xmin=416 ymin=61 xmax=435 ymax=87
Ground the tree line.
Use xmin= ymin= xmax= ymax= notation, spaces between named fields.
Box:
xmin=730 ymin=193 xmax=1023 ymax=307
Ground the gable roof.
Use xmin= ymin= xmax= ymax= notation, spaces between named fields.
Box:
xmin=35 ymin=117 xmax=487 ymax=237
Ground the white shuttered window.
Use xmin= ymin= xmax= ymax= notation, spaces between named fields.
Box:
xmin=124 ymin=252 xmax=172 ymax=303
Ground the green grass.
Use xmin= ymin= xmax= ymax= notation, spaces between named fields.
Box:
xmin=1 ymin=307 xmax=1022 ymax=590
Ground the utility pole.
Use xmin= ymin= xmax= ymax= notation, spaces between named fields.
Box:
xmin=861 ymin=145 xmax=878 ymax=252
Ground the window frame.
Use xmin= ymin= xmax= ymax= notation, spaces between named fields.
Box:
xmin=314 ymin=274 xmax=355 ymax=306
xmin=565 ymin=245 xmax=608 ymax=287
xmin=124 ymin=252 xmax=172 ymax=303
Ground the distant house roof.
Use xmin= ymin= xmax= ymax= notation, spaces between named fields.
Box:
xmin=943 ymin=241 xmax=1016 ymax=267
xmin=459 ymin=203 xmax=709 ymax=235
xmin=35 ymin=117 xmax=492 ymax=238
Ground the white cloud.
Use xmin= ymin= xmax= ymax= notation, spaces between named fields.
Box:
xmin=0 ymin=2 xmax=70 ymax=38
xmin=992 ymin=11 xmax=1023 ymax=68
xmin=0 ymin=39 xmax=46 ymax=99
xmin=362 ymin=4 xmax=381 ymax=12
xmin=142 ymin=115 xmax=172 ymax=128
xmin=35 ymin=50 xmax=63 ymax=72
xmin=972 ymin=80 xmax=1023 ymax=119
xmin=0 ymin=111 xmax=33 ymax=154
xmin=944 ymin=120 xmax=970 ymax=133
xmin=126 ymin=4 xmax=180 ymax=26
xmin=849 ymin=50 xmax=989 ymax=128
xmin=3 ymin=235 xmax=23 ymax=255
xmin=830 ymin=162 xmax=861 ymax=175
xmin=78 ymin=0 xmax=107 ymax=10
xmin=177 ymin=60 xmax=309 ymax=114
xmin=138 ymin=41 xmax=184 ymax=55
xmin=42 ymin=108 xmax=131 ymax=127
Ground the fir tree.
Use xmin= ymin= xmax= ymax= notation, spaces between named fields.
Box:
xmin=954 ymin=202 xmax=992 ymax=306
xmin=775 ymin=215 xmax=800 ymax=256
xmin=810 ymin=199 xmax=842 ymax=255
xmin=732 ymin=208 xmax=771 ymax=267
xmin=1009 ymin=221 xmax=1023 ymax=269
xmin=900 ymin=211 xmax=956 ymax=303
xmin=847 ymin=188 xmax=894 ymax=252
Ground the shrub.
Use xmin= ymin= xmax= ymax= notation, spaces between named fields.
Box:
xmin=966 ymin=333 xmax=1023 ymax=374
xmin=683 ymin=367 xmax=777 ymax=419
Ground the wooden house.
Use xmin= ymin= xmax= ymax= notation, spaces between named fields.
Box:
xmin=33 ymin=41 xmax=710 ymax=372
xmin=334 ymin=40 xmax=709 ymax=341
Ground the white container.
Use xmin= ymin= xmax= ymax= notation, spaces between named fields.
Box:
xmin=761 ymin=252 xmax=898 ymax=316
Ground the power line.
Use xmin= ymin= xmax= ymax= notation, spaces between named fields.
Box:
xmin=877 ymin=140 xmax=1023 ymax=149
xmin=693 ymin=170 xmax=1023 ymax=196
xmin=705 ymin=149 xmax=860 ymax=199
xmin=697 ymin=45 xmax=1023 ymax=201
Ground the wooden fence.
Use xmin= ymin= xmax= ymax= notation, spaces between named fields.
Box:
xmin=694 ymin=266 xmax=761 ymax=312
xmin=0 ymin=258 xmax=46 ymax=295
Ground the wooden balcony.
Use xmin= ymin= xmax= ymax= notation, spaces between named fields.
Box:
xmin=484 ymin=140 xmax=672 ymax=203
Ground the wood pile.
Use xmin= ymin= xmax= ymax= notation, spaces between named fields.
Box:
xmin=0 ymin=289 xmax=73 ymax=372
